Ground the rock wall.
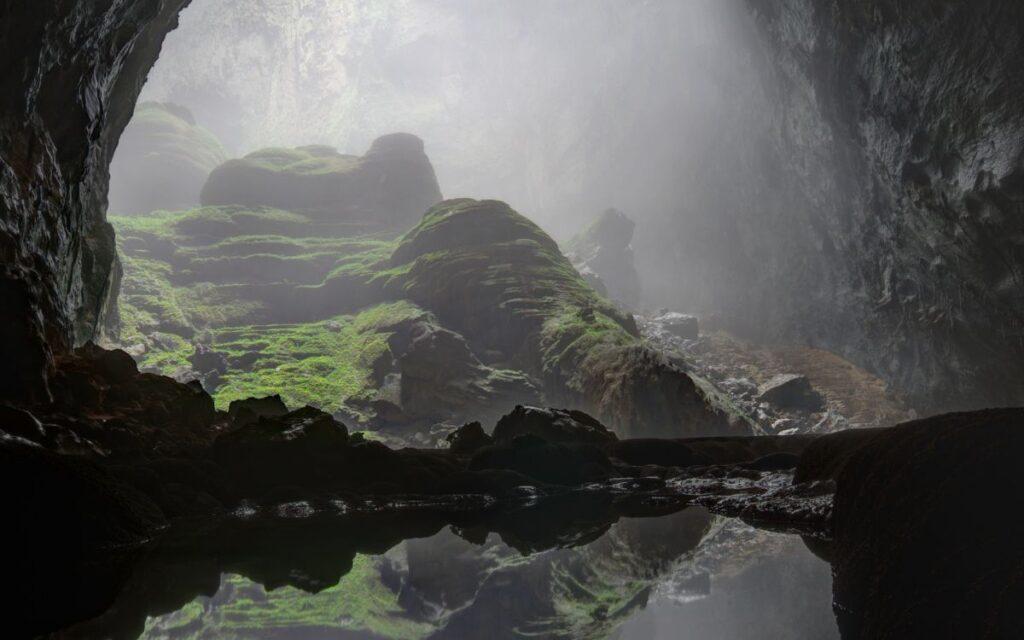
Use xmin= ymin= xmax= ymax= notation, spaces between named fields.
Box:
xmin=0 ymin=0 xmax=192 ymax=401
xmin=718 ymin=0 xmax=1024 ymax=412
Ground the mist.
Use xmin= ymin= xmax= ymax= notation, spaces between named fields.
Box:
xmin=130 ymin=0 xmax=766 ymax=314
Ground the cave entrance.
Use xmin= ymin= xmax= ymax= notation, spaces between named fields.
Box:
xmin=107 ymin=0 xmax=790 ymax=430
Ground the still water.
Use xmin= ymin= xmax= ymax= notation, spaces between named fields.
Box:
xmin=94 ymin=507 xmax=839 ymax=640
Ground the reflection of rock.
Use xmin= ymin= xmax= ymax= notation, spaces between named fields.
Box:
xmin=757 ymin=374 xmax=824 ymax=412
xmin=446 ymin=421 xmax=493 ymax=454
xmin=201 ymin=133 xmax=443 ymax=229
xmin=108 ymin=102 xmax=228 ymax=215
xmin=566 ymin=208 xmax=642 ymax=309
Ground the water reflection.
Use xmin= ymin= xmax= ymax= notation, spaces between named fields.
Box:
xmin=86 ymin=507 xmax=838 ymax=640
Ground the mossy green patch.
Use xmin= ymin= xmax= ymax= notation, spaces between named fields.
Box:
xmin=141 ymin=556 xmax=433 ymax=640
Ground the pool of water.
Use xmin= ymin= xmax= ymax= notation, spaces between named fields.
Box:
xmin=67 ymin=506 xmax=837 ymax=640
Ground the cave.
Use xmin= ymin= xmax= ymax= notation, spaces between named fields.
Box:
xmin=2 ymin=1 xmax=1023 ymax=638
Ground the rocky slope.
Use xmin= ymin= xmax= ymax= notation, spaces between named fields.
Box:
xmin=113 ymin=190 xmax=742 ymax=438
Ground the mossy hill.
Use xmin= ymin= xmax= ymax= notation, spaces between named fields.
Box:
xmin=112 ymin=142 xmax=746 ymax=437
xmin=108 ymin=102 xmax=228 ymax=215
xmin=201 ymin=133 xmax=443 ymax=229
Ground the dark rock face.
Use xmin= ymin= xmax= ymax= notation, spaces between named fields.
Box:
xmin=200 ymin=133 xmax=443 ymax=228
xmin=0 ymin=0 xmax=191 ymax=400
xmin=107 ymin=102 xmax=227 ymax=214
xmin=566 ymin=208 xmax=642 ymax=309
xmin=798 ymin=409 xmax=1024 ymax=639
xmin=719 ymin=0 xmax=1024 ymax=412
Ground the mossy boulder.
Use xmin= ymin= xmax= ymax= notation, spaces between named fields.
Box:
xmin=384 ymin=199 xmax=748 ymax=438
xmin=108 ymin=102 xmax=228 ymax=215
xmin=201 ymin=133 xmax=443 ymax=228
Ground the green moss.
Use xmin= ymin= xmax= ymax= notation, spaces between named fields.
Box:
xmin=209 ymin=302 xmax=428 ymax=414
xmin=141 ymin=556 xmax=433 ymax=640
xmin=239 ymin=146 xmax=363 ymax=176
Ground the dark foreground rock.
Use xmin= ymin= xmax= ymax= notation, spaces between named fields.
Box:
xmin=798 ymin=408 xmax=1024 ymax=639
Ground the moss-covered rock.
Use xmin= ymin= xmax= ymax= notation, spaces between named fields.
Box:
xmin=108 ymin=102 xmax=228 ymax=215
xmin=384 ymin=199 xmax=747 ymax=438
xmin=201 ymin=133 xmax=443 ymax=228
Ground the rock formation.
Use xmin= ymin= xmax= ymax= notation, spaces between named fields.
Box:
xmin=566 ymin=208 xmax=642 ymax=309
xmin=201 ymin=133 xmax=443 ymax=228
xmin=108 ymin=102 xmax=227 ymax=215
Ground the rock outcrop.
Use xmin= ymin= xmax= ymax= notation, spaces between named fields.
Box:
xmin=565 ymin=208 xmax=642 ymax=309
xmin=201 ymin=133 xmax=443 ymax=228
xmin=108 ymin=102 xmax=227 ymax=215
xmin=385 ymin=198 xmax=748 ymax=438
xmin=0 ymin=0 xmax=191 ymax=402
xmin=797 ymin=408 xmax=1024 ymax=639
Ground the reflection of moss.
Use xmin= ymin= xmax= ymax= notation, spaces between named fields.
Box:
xmin=141 ymin=556 xmax=433 ymax=640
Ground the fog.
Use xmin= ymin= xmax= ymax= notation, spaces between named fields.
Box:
xmin=132 ymin=0 xmax=770 ymax=314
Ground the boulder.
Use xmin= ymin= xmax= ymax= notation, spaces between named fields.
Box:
xmin=491 ymin=405 xmax=617 ymax=446
xmin=189 ymin=344 xmax=228 ymax=375
xmin=756 ymin=374 xmax=825 ymax=412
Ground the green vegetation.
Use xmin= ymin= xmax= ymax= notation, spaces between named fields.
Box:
xmin=141 ymin=556 xmax=434 ymax=640
xmin=238 ymin=145 xmax=363 ymax=176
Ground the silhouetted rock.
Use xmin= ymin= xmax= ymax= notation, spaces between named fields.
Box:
xmin=798 ymin=409 xmax=1024 ymax=639
xmin=227 ymin=394 xmax=290 ymax=426
xmin=757 ymin=374 xmax=824 ymax=412
xmin=446 ymin=421 xmax=493 ymax=454
xmin=492 ymin=405 xmax=617 ymax=446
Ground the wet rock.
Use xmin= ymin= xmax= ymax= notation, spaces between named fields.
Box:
xmin=756 ymin=374 xmax=824 ymax=412
xmin=446 ymin=421 xmax=494 ymax=454
xmin=656 ymin=312 xmax=700 ymax=340
xmin=216 ymin=406 xmax=349 ymax=452
xmin=566 ymin=208 xmax=642 ymax=309
xmin=609 ymin=439 xmax=711 ymax=468
xmin=0 ymin=405 xmax=47 ymax=444
xmin=491 ymin=405 xmax=617 ymax=446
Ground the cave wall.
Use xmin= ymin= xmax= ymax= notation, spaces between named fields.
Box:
xmin=719 ymin=0 xmax=1024 ymax=412
xmin=0 ymin=0 xmax=191 ymax=400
